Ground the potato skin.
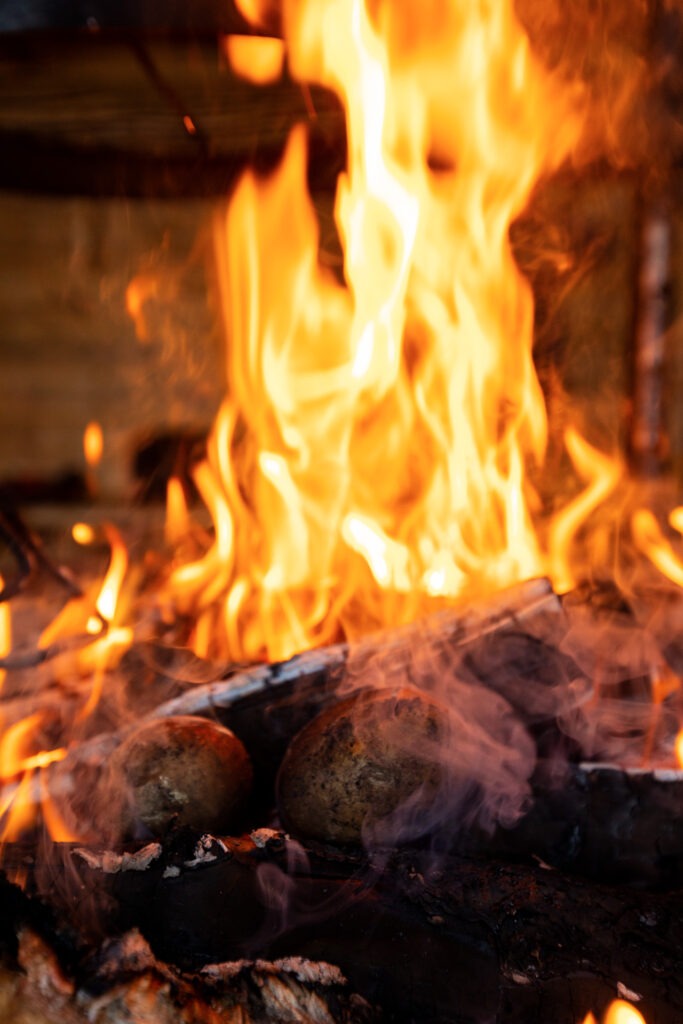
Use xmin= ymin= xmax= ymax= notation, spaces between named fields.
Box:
xmin=276 ymin=686 xmax=448 ymax=845
xmin=107 ymin=715 xmax=253 ymax=840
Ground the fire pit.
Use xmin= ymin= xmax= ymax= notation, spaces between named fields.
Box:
xmin=0 ymin=1 xmax=682 ymax=1023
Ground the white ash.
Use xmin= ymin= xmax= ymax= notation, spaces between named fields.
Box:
xmin=617 ymin=981 xmax=643 ymax=1002
xmin=183 ymin=834 xmax=228 ymax=867
xmin=74 ymin=843 xmax=162 ymax=874
xmin=162 ymin=864 xmax=181 ymax=878
xmin=258 ymin=973 xmax=338 ymax=1024
xmin=580 ymin=761 xmax=683 ymax=782
xmin=202 ymin=958 xmax=346 ymax=987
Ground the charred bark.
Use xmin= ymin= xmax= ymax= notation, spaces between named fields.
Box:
xmin=10 ymin=830 xmax=679 ymax=1024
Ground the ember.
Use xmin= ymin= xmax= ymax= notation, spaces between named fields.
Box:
xmin=0 ymin=0 xmax=682 ymax=1021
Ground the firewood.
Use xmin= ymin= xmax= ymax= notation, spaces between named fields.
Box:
xmin=60 ymin=831 xmax=683 ymax=1024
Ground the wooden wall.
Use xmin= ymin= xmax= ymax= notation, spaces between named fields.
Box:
xmin=0 ymin=192 xmax=224 ymax=497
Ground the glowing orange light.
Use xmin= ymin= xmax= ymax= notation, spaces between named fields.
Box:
xmin=232 ymin=0 xmax=276 ymax=32
xmin=581 ymin=1001 xmax=647 ymax=1024
xmin=676 ymin=728 xmax=683 ymax=769
xmin=72 ymin=522 xmax=95 ymax=545
xmin=165 ymin=477 xmax=189 ymax=547
xmin=39 ymin=769 xmax=79 ymax=842
xmin=603 ymin=1000 xmax=646 ymax=1024
xmin=548 ymin=428 xmax=621 ymax=594
xmin=83 ymin=421 xmax=103 ymax=468
xmin=182 ymin=114 xmax=197 ymax=135
xmin=224 ymin=35 xmax=285 ymax=84
xmin=632 ymin=509 xmax=683 ymax=588
xmin=0 ymin=576 xmax=10 ymax=693
xmin=95 ymin=524 xmax=128 ymax=623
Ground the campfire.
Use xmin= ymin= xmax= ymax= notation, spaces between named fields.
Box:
xmin=1 ymin=0 xmax=682 ymax=1021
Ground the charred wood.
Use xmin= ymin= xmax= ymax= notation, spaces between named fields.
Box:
xmin=13 ymin=831 xmax=680 ymax=1024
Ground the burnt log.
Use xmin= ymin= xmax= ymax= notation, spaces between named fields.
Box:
xmin=13 ymin=831 xmax=679 ymax=1024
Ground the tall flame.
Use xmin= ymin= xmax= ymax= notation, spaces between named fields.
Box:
xmin=167 ymin=0 xmax=583 ymax=661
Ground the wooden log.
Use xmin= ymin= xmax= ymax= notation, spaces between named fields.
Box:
xmin=19 ymin=830 xmax=680 ymax=1024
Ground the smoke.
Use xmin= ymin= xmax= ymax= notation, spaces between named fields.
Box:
xmin=334 ymin=616 xmax=565 ymax=847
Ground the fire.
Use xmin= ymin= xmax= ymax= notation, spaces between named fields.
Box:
xmin=225 ymin=34 xmax=286 ymax=84
xmin=164 ymin=0 xmax=584 ymax=661
xmin=548 ymin=428 xmax=622 ymax=594
xmin=0 ymin=575 xmax=10 ymax=693
xmin=0 ymin=713 xmax=75 ymax=844
xmin=582 ymin=1000 xmax=647 ymax=1024
xmin=632 ymin=508 xmax=683 ymax=589
xmin=83 ymin=421 xmax=103 ymax=468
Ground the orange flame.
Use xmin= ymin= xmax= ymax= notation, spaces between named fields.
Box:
xmin=632 ymin=508 xmax=683 ymax=589
xmin=581 ymin=1000 xmax=647 ymax=1024
xmin=83 ymin=421 xmax=103 ymax=468
xmin=603 ymin=1000 xmax=646 ymax=1024
xmin=0 ymin=713 xmax=74 ymax=844
xmin=675 ymin=728 xmax=683 ymax=769
xmin=548 ymin=428 xmax=622 ymax=593
xmin=0 ymin=575 xmax=10 ymax=693
xmin=224 ymin=35 xmax=285 ymax=84
xmin=72 ymin=522 xmax=95 ymax=546
xmin=165 ymin=477 xmax=190 ymax=547
xmin=164 ymin=0 xmax=584 ymax=661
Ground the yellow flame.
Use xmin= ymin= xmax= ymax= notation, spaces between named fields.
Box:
xmin=0 ymin=575 xmax=10 ymax=693
xmin=72 ymin=522 xmax=95 ymax=545
xmin=163 ymin=0 xmax=583 ymax=661
xmin=95 ymin=524 xmax=128 ymax=623
xmin=165 ymin=477 xmax=189 ymax=547
xmin=83 ymin=421 xmax=103 ymax=468
xmin=603 ymin=1000 xmax=646 ymax=1024
xmin=676 ymin=728 xmax=683 ymax=768
xmin=0 ymin=712 xmax=75 ymax=844
xmin=581 ymin=1001 xmax=647 ymax=1024
xmin=632 ymin=508 xmax=683 ymax=588
xmin=547 ymin=427 xmax=622 ymax=593
xmin=225 ymin=35 xmax=285 ymax=84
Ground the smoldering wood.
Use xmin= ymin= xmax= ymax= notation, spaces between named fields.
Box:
xmin=10 ymin=830 xmax=680 ymax=1024
xmin=0 ymin=920 xmax=377 ymax=1024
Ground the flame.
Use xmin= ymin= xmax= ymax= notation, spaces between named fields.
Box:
xmin=0 ymin=713 xmax=73 ymax=844
xmin=581 ymin=1001 xmax=647 ymax=1024
xmin=72 ymin=522 xmax=95 ymax=545
xmin=603 ymin=1001 xmax=646 ymax=1024
xmin=632 ymin=508 xmax=683 ymax=588
xmin=165 ymin=477 xmax=190 ymax=547
xmin=0 ymin=575 xmax=10 ymax=693
xmin=676 ymin=728 xmax=683 ymax=768
xmin=225 ymin=35 xmax=285 ymax=84
xmin=548 ymin=428 xmax=622 ymax=593
xmin=164 ymin=0 xmax=583 ymax=661
xmin=83 ymin=421 xmax=103 ymax=468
